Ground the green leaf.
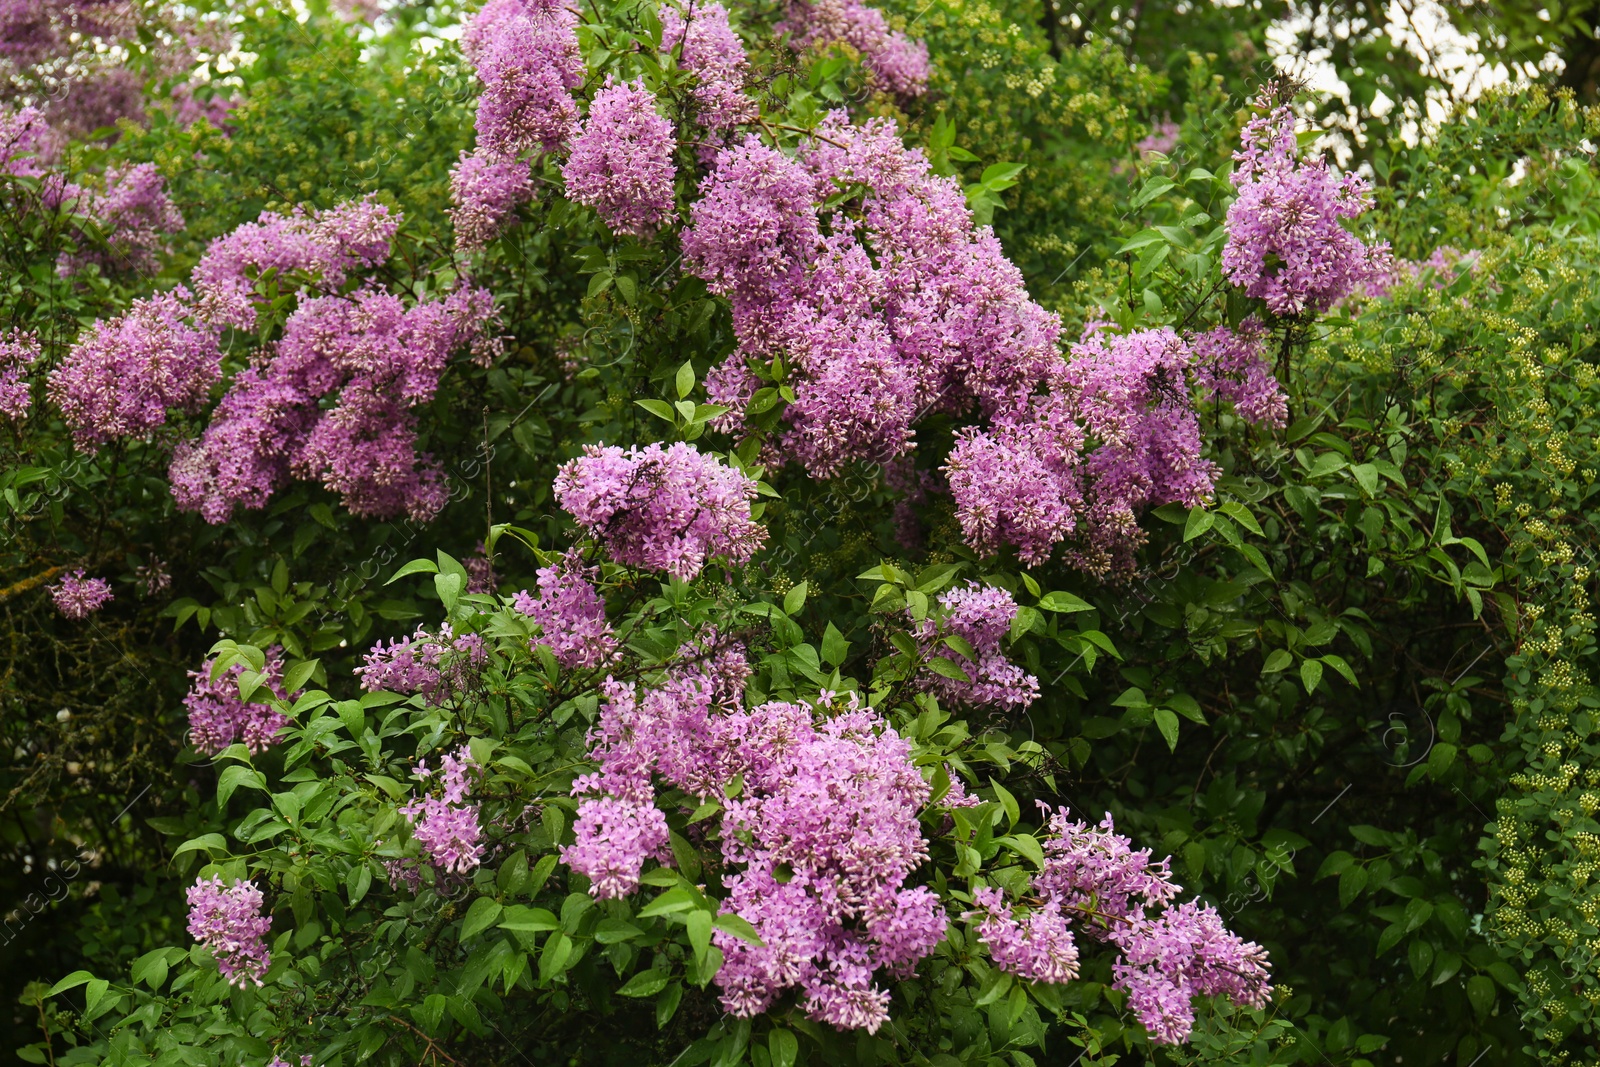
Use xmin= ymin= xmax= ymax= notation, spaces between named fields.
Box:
xmin=282 ymin=658 xmax=318 ymax=695
xmin=636 ymin=398 xmax=677 ymax=422
xmin=47 ymin=971 xmax=95 ymax=997
xmin=926 ymin=657 xmax=971 ymax=683
xmin=172 ymin=833 xmax=228 ymax=859
xmin=595 ymin=918 xmax=645 ymax=944
xmin=217 ymin=765 xmax=267 ymax=808
xmin=434 ymin=572 xmax=463 ymax=612
xmin=712 ymin=913 xmax=764 ymax=946
xmin=1153 ymin=707 xmax=1180 ymax=752
xmin=820 ymin=622 xmax=849 ymax=666
xmin=783 ymin=581 xmax=808 ymax=616
xmin=1261 ymin=649 xmax=1292 ymax=674
xmin=656 ymin=982 xmax=684 ymax=1028
xmin=770 ymin=1030 xmax=799 ymax=1067
xmin=618 ymin=969 xmax=670 ymax=998
xmin=675 ymin=361 xmax=696 ymax=399
xmin=1037 ymin=591 xmax=1091 ymax=613
xmin=461 ymin=897 xmax=504 ymax=940
xmin=1300 ymin=659 xmax=1324 ymax=693
xmin=385 ymin=558 xmax=438 ymax=585
xmin=1184 ymin=506 xmax=1215 ymax=541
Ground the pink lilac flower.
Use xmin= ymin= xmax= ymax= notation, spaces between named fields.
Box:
xmin=401 ymin=745 xmax=485 ymax=875
xmin=464 ymin=542 xmax=496 ymax=594
xmin=169 ymin=81 xmax=235 ymax=129
xmin=513 ymin=551 xmax=618 ymax=668
xmin=191 ymin=196 xmax=399 ymax=330
xmin=912 ymin=583 xmax=1039 ymax=710
xmin=1136 ymin=118 xmax=1180 ymax=159
xmin=47 ymin=288 xmax=220 ymax=450
xmin=967 ymin=806 xmax=1271 ymax=1046
xmin=466 ymin=0 xmax=583 ymax=157
xmin=554 ymin=442 xmax=766 ymax=581
xmin=779 ymin=0 xmax=929 ymax=96
xmin=939 ymin=766 xmax=982 ymax=808
xmin=686 ymin=117 xmax=1059 ymax=476
xmin=62 ymin=162 xmax=185 ymax=276
xmin=184 ymin=645 xmax=299 ymax=756
xmin=49 ymin=569 xmax=112 ymax=619
xmin=135 ymin=559 xmax=171 ymax=597
xmin=659 ymin=0 xmax=756 ymax=129
xmin=569 ymin=644 xmax=941 ymax=1033
xmin=1222 ymin=96 xmax=1391 ymax=317
xmin=170 ymin=282 xmax=494 ymax=523
xmin=356 ymin=624 xmax=488 ymax=704
xmin=1188 ymin=319 xmax=1287 ymax=428
xmin=0 ymin=329 xmax=39 ymax=418
xmin=186 ymin=875 xmax=272 ymax=987
xmin=562 ymin=78 xmax=678 ymax=237
xmin=967 ymin=887 xmax=1080 ymax=983
xmin=946 ymin=389 xmax=1083 ymax=566
xmin=1361 ymin=244 xmax=1476 ymax=300
xmin=449 ymin=148 xmax=533 ymax=252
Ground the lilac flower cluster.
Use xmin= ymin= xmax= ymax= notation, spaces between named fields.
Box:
xmin=562 ymin=79 xmax=678 ymax=236
xmin=449 ymin=0 xmax=582 ymax=251
xmin=659 ymin=0 xmax=756 ymax=129
xmin=967 ymin=807 xmax=1271 ymax=1045
xmin=1362 ymin=244 xmax=1476 ymax=300
xmin=184 ymin=646 xmax=298 ymax=756
xmin=0 ymin=329 xmax=39 ymax=419
xmin=946 ymin=321 xmax=1283 ymax=575
xmin=170 ymin=281 xmax=494 ymax=523
xmin=913 ymin=583 xmax=1039 ymax=710
xmin=1222 ymin=98 xmax=1391 ymax=317
xmin=513 ymin=552 xmax=618 ymax=668
xmin=554 ymin=442 xmax=766 ymax=580
xmin=186 ymin=875 xmax=273 ymax=987
xmin=49 ymin=569 xmax=112 ymax=619
xmin=401 ymin=745 xmax=485 ymax=876
xmin=566 ymin=648 xmax=943 ymax=1033
xmin=190 ymin=197 xmax=399 ymax=330
xmin=64 ymin=162 xmax=185 ymax=276
xmin=779 ymin=0 xmax=929 ymax=96
xmin=47 ymin=289 xmax=219 ymax=450
xmin=464 ymin=0 xmax=583 ymax=158
xmin=686 ymin=116 xmax=1059 ymax=477
xmin=356 ymin=624 xmax=488 ymax=704
xmin=449 ymin=149 xmax=533 ymax=252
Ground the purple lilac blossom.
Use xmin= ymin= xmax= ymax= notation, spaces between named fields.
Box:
xmin=659 ymin=0 xmax=756 ymax=129
xmin=913 ymin=582 xmax=1039 ymax=709
xmin=779 ymin=0 xmax=929 ymax=95
xmin=47 ymin=288 xmax=219 ymax=450
xmin=190 ymin=196 xmax=399 ymax=330
xmin=566 ymin=642 xmax=940 ymax=1033
xmin=966 ymin=806 xmax=1271 ymax=1045
xmin=170 ymin=282 xmax=494 ymax=523
xmin=562 ymin=78 xmax=678 ymax=236
xmin=513 ymin=551 xmax=618 ymax=668
xmin=449 ymin=148 xmax=534 ymax=251
xmin=554 ymin=442 xmax=766 ymax=581
xmin=685 ymin=116 xmax=1060 ymax=477
xmin=401 ymin=745 xmax=485 ymax=876
xmin=356 ymin=624 xmax=488 ymax=704
xmin=49 ymin=569 xmax=112 ymax=619
xmin=465 ymin=0 xmax=583 ymax=157
xmin=186 ymin=875 xmax=272 ymax=987
xmin=1222 ymin=97 xmax=1391 ymax=317
xmin=62 ymin=162 xmax=185 ymax=276
xmin=0 ymin=329 xmax=39 ymax=418
xmin=184 ymin=645 xmax=298 ymax=756
xmin=1188 ymin=319 xmax=1287 ymax=428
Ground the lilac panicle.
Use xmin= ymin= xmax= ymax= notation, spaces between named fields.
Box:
xmin=185 ymin=645 xmax=299 ymax=756
xmin=186 ymin=874 xmax=272 ymax=987
xmin=401 ymin=745 xmax=485 ymax=876
xmin=450 ymin=148 xmax=534 ymax=252
xmin=49 ymin=569 xmax=113 ymax=619
xmin=913 ymin=583 xmax=1039 ymax=709
xmin=659 ymin=0 xmax=756 ymax=129
xmin=0 ymin=329 xmax=39 ymax=419
xmin=48 ymin=288 xmax=219 ymax=450
xmin=1222 ymin=98 xmax=1390 ymax=317
xmin=554 ymin=442 xmax=766 ymax=581
xmin=562 ymin=78 xmax=677 ymax=236
xmin=513 ymin=551 xmax=618 ymax=668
